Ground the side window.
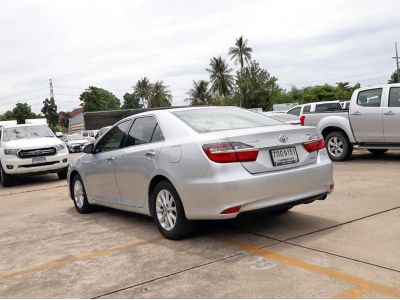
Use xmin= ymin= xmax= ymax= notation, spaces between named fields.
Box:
xmin=125 ymin=116 xmax=162 ymax=147
xmin=302 ymin=105 xmax=311 ymax=113
xmin=151 ymin=124 xmax=165 ymax=143
xmin=96 ymin=121 xmax=131 ymax=153
xmin=287 ymin=107 xmax=301 ymax=116
xmin=357 ymin=89 xmax=382 ymax=107
xmin=389 ymin=87 xmax=400 ymax=107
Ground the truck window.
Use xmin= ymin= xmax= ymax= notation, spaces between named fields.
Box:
xmin=389 ymin=87 xmax=400 ymax=107
xmin=315 ymin=103 xmax=342 ymax=112
xmin=357 ymin=89 xmax=382 ymax=107
xmin=287 ymin=107 xmax=301 ymax=116
xmin=303 ymin=105 xmax=311 ymax=113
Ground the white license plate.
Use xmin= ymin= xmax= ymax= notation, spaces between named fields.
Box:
xmin=32 ymin=157 xmax=46 ymax=164
xmin=270 ymin=147 xmax=298 ymax=166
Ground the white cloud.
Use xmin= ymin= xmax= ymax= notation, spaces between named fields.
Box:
xmin=0 ymin=0 xmax=398 ymax=113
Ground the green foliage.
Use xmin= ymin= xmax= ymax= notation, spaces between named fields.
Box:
xmin=12 ymin=103 xmax=36 ymax=124
xmin=388 ymin=70 xmax=399 ymax=83
xmin=79 ymin=86 xmax=120 ymax=112
xmin=228 ymin=36 xmax=252 ymax=70
xmin=186 ymin=80 xmax=212 ymax=105
xmin=206 ymin=56 xmax=234 ymax=98
xmin=41 ymin=97 xmax=58 ymax=130
xmin=122 ymin=92 xmax=142 ymax=109
xmin=148 ymin=81 xmax=172 ymax=107
xmin=236 ymin=61 xmax=280 ymax=111
xmin=133 ymin=77 xmax=153 ymax=108
xmin=0 ymin=110 xmax=15 ymax=121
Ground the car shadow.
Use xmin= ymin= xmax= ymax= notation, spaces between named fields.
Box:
xmin=340 ymin=149 xmax=400 ymax=164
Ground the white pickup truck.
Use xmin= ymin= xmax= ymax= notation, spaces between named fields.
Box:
xmin=301 ymin=83 xmax=400 ymax=161
xmin=0 ymin=123 xmax=69 ymax=186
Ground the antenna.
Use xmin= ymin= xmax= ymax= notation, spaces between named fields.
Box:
xmin=49 ymin=79 xmax=55 ymax=100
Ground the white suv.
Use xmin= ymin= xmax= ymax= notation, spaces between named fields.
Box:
xmin=0 ymin=124 xmax=69 ymax=187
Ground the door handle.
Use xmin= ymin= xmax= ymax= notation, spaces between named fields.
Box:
xmin=145 ymin=151 xmax=156 ymax=158
xmin=384 ymin=111 xmax=395 ymax=116
xmin=352 ymin=111 xmax=361 ymax=116
xmin=106 ymin=157 xmax=115 ymax=162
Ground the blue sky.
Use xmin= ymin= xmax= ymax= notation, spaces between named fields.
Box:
xmin=0 ymin=0 xmax=398 ymax=112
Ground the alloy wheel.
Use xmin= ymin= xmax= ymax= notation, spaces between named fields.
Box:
xmin=73 ymin=180 xmax=85 ymax=208
xmin=327 ymin=136 xmax=344 ymax=157
xmin=156 ymin=189 xmax=177 ymax=231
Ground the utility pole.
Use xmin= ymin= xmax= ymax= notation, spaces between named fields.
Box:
xmin=49 ymin=79 xmax=55 ymax=100
xmin=392 ymin=42 xmax=400 ymax=83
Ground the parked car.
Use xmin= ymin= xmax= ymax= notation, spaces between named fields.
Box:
xmin=81 ymin=130 xmax=98 ymax=143
xmin=287 ymin=101 xmax=343 ymax=116
xmin=65 ymin=134 xmax=89 ymax=153
xmin=68 ymin=107 xmax=333 ymax=239
xmin=95 ymin=126 xmax=111 ymax=140
xmin=301 ymin=83 xmax=400 ymax=161
xmin=0 ymin=123 xmax=69 ymax=187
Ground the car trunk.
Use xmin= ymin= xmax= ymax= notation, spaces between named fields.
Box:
xmin=206 ymin=125 xmax=320 ymax=174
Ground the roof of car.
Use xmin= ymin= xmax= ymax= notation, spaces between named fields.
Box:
xmin=0 ymin=123 xmax=47 ymax=129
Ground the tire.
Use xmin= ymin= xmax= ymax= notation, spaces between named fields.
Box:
xmin=368 ymin=149 xmax=388 ymax=155
xmin=325 ymin=131 xmax=353 ymax=161
xmin=57 ymin=168 xmax=68 ymax=180
xmin=150 ymin=180 xmax=196 ymax=240
xmin=71 ymin=174 xmax=94 ymax=214
xmin=0 ymin=164 xmax=13 ymax=187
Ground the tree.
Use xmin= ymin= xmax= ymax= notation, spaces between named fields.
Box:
xmin=388 ymin=70 xmax=399 ymax=83
xmin=148 ymin=81 xmax=172 ymax=107
xmin=236 ymin=60 xmax=280 ymax=111
xmin=186 ymin=80 xmax=212 ymax=105
xmin=0 ymin=110 xmax=14 ymax=121
xmin=228 ymin=36 xmax=252 ymax=71
xmin=79 ymin=86 xmax=120 ymax=112
xmin=206 ymin=56 xmax=234 ymax=98
xmin=122 ymin=92 xmax=142 ymax=109
xmin=133 ymin=77 xmax=153 ymax=108
xmin=41 ymin=97 xmax=58 ymax=129
xmin=12 ymin=103 xmax=36 ymax=124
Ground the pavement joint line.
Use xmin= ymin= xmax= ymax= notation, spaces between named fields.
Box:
xmin=214 ymin=235 xmax=400 ymax=299
xmin=0 ymin=184 xmax=68 ymax=198
xmin=331 ymin=286 xmax=371 ymax=299
xmin=229 ymin=205 xmax=400 ymax=274
xmin=92 ymin=240 xmax=282 ymax=299
xmin=0 ymin=237 xmax=162 ymax=283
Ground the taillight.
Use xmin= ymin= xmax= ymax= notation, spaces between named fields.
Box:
xmin=300 ymin=115 xmax=305 ymax=126
xmin=303 ymin=139 xmax=325 ymax=152
xmin=202 ymin=142 xmax=259 ymax=163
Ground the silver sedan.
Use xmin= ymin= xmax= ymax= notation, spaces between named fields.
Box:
xmin=68 ymin=107 xmax=333 ymax=239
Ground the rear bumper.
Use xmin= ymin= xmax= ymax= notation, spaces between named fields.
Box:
xmin=178 ymin=150 xmax=333 ymax=220
xmin=1 ymin=152 xmax=69 ymax=175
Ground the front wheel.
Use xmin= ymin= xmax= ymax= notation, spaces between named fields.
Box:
xmin=57 ymin=168 xmax=68 ymax=180
xmin=368 ymin=149 xmax=388 ymax=155
xmin=325 ymin=132 xmax=353 ymax=161
xmin=0 ymin=164 xmax=13 ymax=187
xmin=151 ymin=181 xmax=196 ymax=240
xmin=71 ymin=174 xmax=94 ymax=214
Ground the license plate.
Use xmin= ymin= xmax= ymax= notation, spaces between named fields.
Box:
xmin=270 ymin=147 xmax=298 ymax=166
xmin=32 ymin=157 xmax=46 ymax=164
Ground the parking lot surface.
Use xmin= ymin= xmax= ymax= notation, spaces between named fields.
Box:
xmin=0 ymin=151 xmax=399 ymax=298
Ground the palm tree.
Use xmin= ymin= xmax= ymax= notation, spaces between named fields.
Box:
xmin=206 ymin=56 xmax=234 ymax=98
xmin=133 ymin=77 xmax=152 ymax=108
xmin=186 ymin=80 xmax=212 ymax=105
xmin=228 ymin=36 xmax=252 ymax=71
xmin=149 ymin=81 xmax=172 ymax=107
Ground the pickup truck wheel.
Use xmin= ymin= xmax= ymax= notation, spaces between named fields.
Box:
xmin=368 ymin=149 xmax=388 ymax=155
xmin=0 ymin=164 xmax=13 ymax=187
xmin=325 ymin=132 xmax=353 ymax=161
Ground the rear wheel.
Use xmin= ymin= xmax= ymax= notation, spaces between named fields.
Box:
xmin=57 ymin=168 xmax=68 ymax=180
xmin=368 ymin=149 xmax=388 ymax=155
xmin=0 ymin=164 xmax=13 ymax=187
xmin=71 ymin=174 xmax=94 ymax=214
xmin=151 ymin=180 xmax=196 ymax=240
xmin=325 ymin=131 xmax=353 ymax=161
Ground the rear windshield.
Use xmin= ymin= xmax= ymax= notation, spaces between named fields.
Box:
xmin=315 ymin=103 xmax=342 ymax=112
xmin=172 ymin=108 xmax=282 ymax=133
xmin=3 ymin=125 xmax=54 ymax=142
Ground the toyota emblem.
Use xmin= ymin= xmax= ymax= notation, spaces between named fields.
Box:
xmin=278 ymin=134 xmax=288 ymax=143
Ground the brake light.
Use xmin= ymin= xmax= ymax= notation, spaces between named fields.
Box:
xmin=300 ymin=115 xmax=305 ymax=126
xmin=202 ymin=142 xmax=259 ymax=163
xmin=303 ymin=139 xmax=325 ymax=152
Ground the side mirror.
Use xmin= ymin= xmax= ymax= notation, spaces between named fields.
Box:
xmin=83 ymin=143 xmax=94 ymax=154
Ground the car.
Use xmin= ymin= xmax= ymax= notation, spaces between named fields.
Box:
xmin=81 ymin=130 xmax=98 ymax=143
xmin=65 ymin=134 xmax=90 ymax=153
xmin=95 ymin=126 xmax=111 ymax=140
xmin=0 ymin=123 xmax=69 ymax=187
xmin=68 ymin=107 xmax=334 ymax=239
xmin=287 ymin=101 xmax=343 ymax=116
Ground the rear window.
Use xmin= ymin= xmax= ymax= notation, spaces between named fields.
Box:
xmin=172 ymin=108 xmax=282 ymax=133
xmin=315 ymin=103 xmax=342 ymax=112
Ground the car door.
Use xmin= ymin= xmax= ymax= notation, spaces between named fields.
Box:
xmin=114 ymin=116 xmax=165 ymax=207
xmin=83 ymin=120 xmax=132 ymax=204
xmin=383 ymin=86 xmax=400 ymax=143
xmin=349 ymin=88 xmax=384 ymax=143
